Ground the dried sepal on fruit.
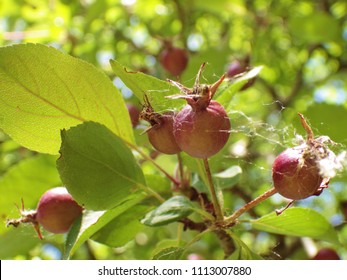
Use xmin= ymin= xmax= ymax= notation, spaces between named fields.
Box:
xmin=272 ymin=113 xmax=345 ymax=202
xmin=6 ymin=198 xmax=42 ymax=239
xmin=167 ymin=63 xmax=231 ymax=158
xmin=139 ymin=95 xmax=181 ymax=155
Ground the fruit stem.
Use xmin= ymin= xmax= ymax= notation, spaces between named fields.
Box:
xmin=298 ymin=113 xmax=314 ymax=143
xmin=203 ymin=158 xmax=224 ymax=221
xmin=126 ymin=140 xmax=180 ymax=187
xmin=224 ymin=187 xmax=278 ymax=226
xmin=177 ymin=153 xmax=184 ymax=188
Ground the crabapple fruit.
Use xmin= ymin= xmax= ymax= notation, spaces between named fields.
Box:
xmin=126 ymin=103 xmax=140 ymax=127
xmin=312 ymin=248 xmax=340 ymax=260
xmin=36 ymin=187 xmax=83 ymax=234
xmin=174 ymin=100 xmax=230 ymax=158
xmin=169 ymin=63 xmax=230 ymax=158
xmin=159 ymin=46 xmax=188 ymax=76
xmin=147 ymin=112 xmax=181 ymax=155
xmin=272 ymin=148 xmax=323 ymax=200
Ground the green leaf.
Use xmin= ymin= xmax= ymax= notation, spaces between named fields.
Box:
xmin=289 ymin=13 xmax=342 ymax=44
xmin=92 ymin=204 xmax=150 ymax=247
xmin=110 ymin=60 xmax=185 ymax=111
xmin=0 ymin=44 xmax=134 ymax=154
xmin=141 ymin=196 xmax=194 ymax=226
xmin=217 ymin=66 xmax=263 ymax=110
xmin=0 ymin=227 xmax=40 ymax=259
xmin=56 ymin=121 xmax=146 ymax=210
xmin=227 ymin=230 xmax=263 ymax=260
xmin=63 ymin=193 xmax=145 ymax=259
xmin=152 ymin=247 xmax=185 ymax=260
xmin=0 ymin=154 xmax=61 ymax=234
xmin=213 ymin=165 xmax=242 ymax=189
xmin=251 ymin=208 xmax=340 ymax=244
xmin=151 ymin=239 xmax=185 ymax=259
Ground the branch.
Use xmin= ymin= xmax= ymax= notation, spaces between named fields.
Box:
xmin=203 ymin=158 xmax=224 ymax=221
xmin=224 ymin=187 xmax=277 ymax=226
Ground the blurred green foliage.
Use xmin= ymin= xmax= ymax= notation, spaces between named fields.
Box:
xmin=0 ymin=0 xmax=347 ymax=260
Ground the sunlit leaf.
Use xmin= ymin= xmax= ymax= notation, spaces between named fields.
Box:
xmin=0 ymin=44 xmax=134 ymax=154
xmin=251 ymin=208 xmax=339 ymax=244
xmin=110 ymin=60 xmax=185 ymax=111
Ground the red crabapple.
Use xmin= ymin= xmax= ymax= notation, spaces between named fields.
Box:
xmin=36 ymin=187 xmax=83 ymax=234
xmin=126 ymin=103 xmax=140 ymax=127
xmin=312 ymin=248 xmax=340 ymax=260
xmin=140 ymin=95 xmax=181 ymax=155
xmin=159 ymin=44 xmax=188 ymax=76
xmin=168 ymin=63 xmax=230 ymax=158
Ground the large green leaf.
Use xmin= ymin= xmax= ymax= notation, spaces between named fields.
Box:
xmin=0 ymin=154 xmax=61 ymax=234
xmin=110 ymin=60 xmax=185 ymax=111
xmin=56 ymin=121 xmax=146 ymax=210
xmin=141 ymin=196 xmax=194 ymax=226
xmin=64 ymin=193 xmax=145 ymax=259
xmin=251 ymin=208 xmax=339 ymax=244
xmin=0 ymin=44 xmax=134 ymax=154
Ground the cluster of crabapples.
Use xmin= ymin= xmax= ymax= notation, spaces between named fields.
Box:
xmin=7 ymin=65 xmax=339 ymax=240
xmin=139 ymin=63 xmax=335 ymax=206
xmin=140 ymin=63 xmax=230 ymax=159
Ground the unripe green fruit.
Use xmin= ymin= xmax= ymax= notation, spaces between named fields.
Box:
xmin=272 ymin=148 xmax=323 ymax=200
xmin=173 ymin=100 xmax=230 ymax=158
xmin=147 ymin=112 xmax=181 ymax=155
xmin=36 ymin=187 xmax=83 ymax=234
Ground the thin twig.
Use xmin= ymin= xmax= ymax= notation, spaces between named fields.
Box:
xmin=224 ymin=187 xmax=277 ymax=226
xmin=126 ymin=140 xmax=180 ymax=187
xmin=177 ymin=153 xmax=185 ymax=188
